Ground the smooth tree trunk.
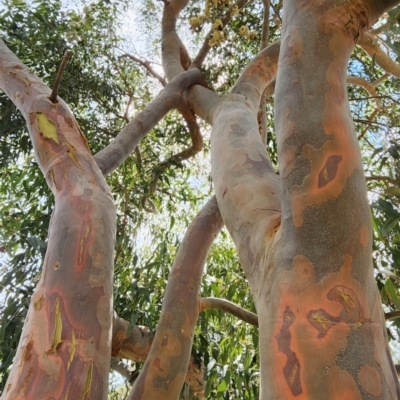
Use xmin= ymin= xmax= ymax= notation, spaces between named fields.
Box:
xmin=208 ymin=0 xmax=400 ymax=399
xmin=265 ymin=1 xmax=399 ymax=398
xmin=0 ymin=42 xmax=116 ymax=399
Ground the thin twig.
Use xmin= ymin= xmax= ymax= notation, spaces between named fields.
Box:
xmin=366 ymin=175 xmax=399 ymax=184
xmin=49 ymin=50 xmax=71 ymax=103
xmin=191 ymin=0 xmax=249 ymax=69
xmin=120 ymin=53 xmax=167 ymax=86
xmin=385 ymin=311 xmax=400 ymax=321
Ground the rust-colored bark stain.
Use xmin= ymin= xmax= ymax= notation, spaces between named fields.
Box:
xmin=307 ymin=309 xmax=341 ymax=338
xmin=153 ymin=358 xmax=165 ymax=372
xmin=358 ymin=365 xmax=382 ymax=397
xmin=308 ymin=285 xmax=366 ymax=338
xmin=317 ymin=155 xmax=342 ymax=188
xmin=280 ymin=26 xmax=303 ymax=65
xmin=327 ymin=285 xmax=365 ymax=324
xmin=275 ymin=306 xmax=303 ymax=396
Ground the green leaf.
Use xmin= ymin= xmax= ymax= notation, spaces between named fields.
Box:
xmin=384 ymin=279 xmax=400 ymax=310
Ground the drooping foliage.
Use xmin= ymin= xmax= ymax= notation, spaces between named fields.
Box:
xmin=1 ymin=0 xmax=400 ymax=397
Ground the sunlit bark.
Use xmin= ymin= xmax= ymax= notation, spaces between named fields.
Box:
xmin=0 ymin=40 xmax=116 ymax=399
xmin=129 ymin=196 xmax=223 ymax=399
xmin=267 ymin=1 xmax=400 ymax=397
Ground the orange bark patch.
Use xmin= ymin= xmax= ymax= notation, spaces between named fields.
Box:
xmin=308 ymin=284 xmax=366 ymax=338
xmin=265 ymin=254 xmax=373 ymax=397
xmin=153 ymin=357 xmax=165 ymax=372
xmin=318 ymin=155 xmax=342 ymax=188
xmin=358 ymin=365 xmax=382 ymax=396
xmin=326 ymin=367 xmax=362 ymax=400
xmin=359 ymin=226 xmax=369 ymax=247
xmin=281 ymin=26 xmax=303 ymax=65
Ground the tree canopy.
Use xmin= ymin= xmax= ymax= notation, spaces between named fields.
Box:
xmin=1 ymin=0 xmax=400 ymax=398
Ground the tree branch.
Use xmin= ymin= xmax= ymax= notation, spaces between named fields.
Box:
xmin=128 ymin=196 xmax=223 ymax=400
xmin=141 ymin=105 xmax=203 ymax=211
xmin=191 ymin=0 xmax=249 ymax=69
xmin=385 ymin=311 xmax=400 ymax=321
xmin=358 ymin=32 xmax=400 ymax=78
xmin=258 ymin=0 xmax=271 ymax=144
xmin=201 ymin=297 xmax=258 ymax=327
xmin=49 ymin=50 xmax=71 ymax=103
xmin=120 ymin=53 xmax=167 ymax=86
xmin=93 ymin=68 xmax=204 ymax=176
xmin=366 ymin=175 xmax=399 ymax=184
xmin=232 ymin=41 xmax=280 ymax=113
xmin=346 ymin=75 xmax=382 ymax=110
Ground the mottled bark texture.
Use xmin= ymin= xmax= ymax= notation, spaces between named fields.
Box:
xmin=0 ymin=41 xmax=116 ymax=399
xmin=267 ymin=1 xmax=399 ymax=398
xmin=211 ymin=41 xmax=281 ymax=297
xmin=128 ymin=196 xmax=223 ymax=400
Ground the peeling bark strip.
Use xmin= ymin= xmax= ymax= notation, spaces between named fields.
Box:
xmin=0 ymin=40 xmax=116 ymax=399
xmin=128 ymin=196 xmax=223 ymax=400
xmin=275 ymin=307 xmax=303 ymax=396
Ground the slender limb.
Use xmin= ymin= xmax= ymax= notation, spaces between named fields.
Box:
xmin=141 ymin=106 xmax=203 ymax=212
xmin=372 ymin=72 xmax=390 ymax=86
xmin=191 ymin=0 xmax=249 ymax=69
xmin=346 ymin=76 xmax=382 ymax=110
xmin=201 ymin=297 xmax=258 ymax=327
xmin=93 ymin=68 xmax=204 ymax=176
xmin=128 ymin=196 xmax=223 ymax=400
xmin=258 ymin=0 xmax=271 ymax=143
xmin=366 ymin=175 xmax=399 ymax=184
xmin=231 ymin=41 xmax=280 ymax=112
xmin=161 ymin=0 xmax=222 ymax=120
xmin=112 ymin=311 xmax=154 ymax=362
xmin=358 ymin=32 xmax=400 ymax=78
xmin=260 ymin=0 xmax=270 ymax=50
xmin=49 ymin=49 xmax=71 ymax=103
xmin=385 ymin=311 xmax=400 ymax=321
xmin=120 ymin=53 xmax=167 ymax=86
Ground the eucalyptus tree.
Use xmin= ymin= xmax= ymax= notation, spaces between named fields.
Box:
xmin=1 ymin=0 xmax=400 ymax=399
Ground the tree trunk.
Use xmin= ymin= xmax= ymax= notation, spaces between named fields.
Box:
xmin=0 ymin=41 xmax=116 ymax=400
xmin=259 ymin=1 xmax=400 ymax=398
